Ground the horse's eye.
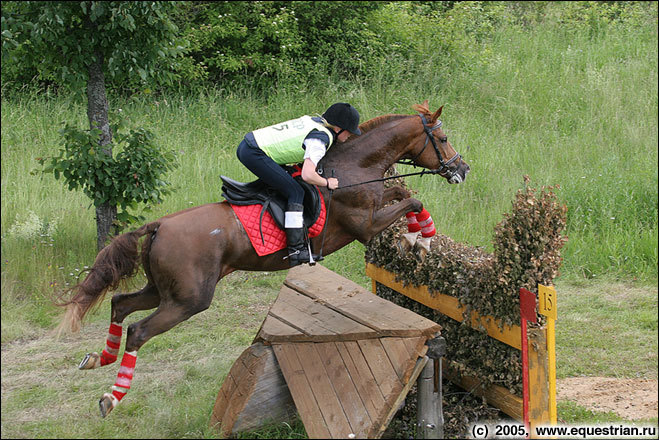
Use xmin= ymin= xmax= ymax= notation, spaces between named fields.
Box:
xmin=439 ymin=136 xmax=448 ymax=143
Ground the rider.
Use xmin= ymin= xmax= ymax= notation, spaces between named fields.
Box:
xmin=236 ymin=102 xmax=362 ymax=267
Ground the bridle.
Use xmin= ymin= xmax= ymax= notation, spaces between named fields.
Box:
xmin=325 ymin=113 xmax=465 ymax=190
xmin=396 ymin=113 xmax=462 ymax=179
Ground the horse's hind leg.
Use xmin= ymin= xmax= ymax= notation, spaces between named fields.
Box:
xmin=79 ymin=284 xmax=160 ymax=370
xmin=98 ymin=280 xmax=215 ymax=417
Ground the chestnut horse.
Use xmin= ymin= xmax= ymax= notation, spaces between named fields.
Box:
xmin=59 ymin=101 xmax=469 ymax=417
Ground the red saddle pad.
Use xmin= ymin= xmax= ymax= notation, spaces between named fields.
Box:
xmin=229 ymin=189 xmax=326 ymax=256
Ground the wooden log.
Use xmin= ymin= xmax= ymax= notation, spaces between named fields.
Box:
xmin=366 ymin=263 xmax=521 ymax=350
xmin=443 ymin=363 xmax=523 ymax=421
xmin=210 ymin=343 xmax=297 ymax=437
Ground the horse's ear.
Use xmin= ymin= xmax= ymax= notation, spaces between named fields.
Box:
xmin=412 ymin=100 xmax=431 ymax=115
xmin=431 ymin=105 xmax=444 ymax=122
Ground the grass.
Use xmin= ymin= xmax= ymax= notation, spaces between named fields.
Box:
xmin=1 ymin=271 xmax=283 ymax=439
xmin=557 ymin=401 xmax=656 ymax=426
xmin=1 ymin=4 xmax=657 ymax=438
xmin=555 ymin=279 xmax=657 ymax=379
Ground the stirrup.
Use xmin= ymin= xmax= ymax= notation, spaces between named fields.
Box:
xmin=307 ymin=240 xmax=317 ymax=266
xmin=284 ymin=244 xmax=320 ymax=267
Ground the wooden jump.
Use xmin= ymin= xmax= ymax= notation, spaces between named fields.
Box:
xmin=210 ymin=264 xmax=442 ymax=439
xmin=366 ymin=263 xmax=555 ymax=430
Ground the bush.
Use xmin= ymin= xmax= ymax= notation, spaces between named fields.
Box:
xmin=365 ymin=176 xmax=568 ymax=393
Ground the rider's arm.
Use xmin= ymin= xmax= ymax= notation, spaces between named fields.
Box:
xmin=302 ymin=138 xmax=339 ymax=189
xmin=301 ymin=158 xmax=338 ymax=189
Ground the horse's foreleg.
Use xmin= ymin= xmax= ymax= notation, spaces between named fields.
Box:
xmin=381 ymin=185 xmax=412 ymax=205
xmin=348 ymin=197 xmax=423 ymax=243
xmin=79 ymin=284 xmax=160 ymax=370
xmin=98 ymin=291 xmax=212 ymax=417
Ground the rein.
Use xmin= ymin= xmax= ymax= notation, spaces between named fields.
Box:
xmin=334 ymin=168 xmax=444 ymax=190
xmin=332 ymin=113 xmax=461 ymax=190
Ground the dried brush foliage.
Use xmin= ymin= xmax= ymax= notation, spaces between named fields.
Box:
xmin=365 ymin=173 xmax=567 ymax=394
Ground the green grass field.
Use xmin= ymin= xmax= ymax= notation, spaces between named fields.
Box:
xmin=1 ymin=5 xmax=657 ymax=438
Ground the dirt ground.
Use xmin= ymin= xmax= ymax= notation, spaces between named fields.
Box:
xmin=557 ymin=376 xmax=658 ymax=420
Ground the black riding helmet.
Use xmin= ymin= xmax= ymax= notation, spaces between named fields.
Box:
xmin=322 ymin=103 xmax=362 ymax=135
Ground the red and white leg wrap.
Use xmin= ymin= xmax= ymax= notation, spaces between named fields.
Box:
xmin=406 ymin=211 xmax=421 ymax=233
xmin=111 ymin=350 xmax=137 ymax=403
xmin=416 ymin=209 xmax=436 ymax=237
xmin=100 ymin=322 xmax=122 ymax=366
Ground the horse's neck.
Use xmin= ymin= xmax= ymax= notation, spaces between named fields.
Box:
xmin=325 ymin=115 xmax=414 ymax=179
xmin=356 ymin=115 xmax=414 ymax=169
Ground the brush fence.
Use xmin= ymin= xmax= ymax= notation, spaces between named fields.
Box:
xmin=364 ymin=181 xmax=566 ymax=430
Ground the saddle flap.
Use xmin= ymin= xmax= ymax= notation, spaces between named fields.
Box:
xmin=220 ymin=176 xmax=272 ymax=204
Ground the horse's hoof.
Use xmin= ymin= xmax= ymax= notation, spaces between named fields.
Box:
xmin=79 ymin=352 xmax=100 ymax=370
xmin=99 ymin=393 xmax=117 ymax=418
xmin=397 ymin=232 xmax=419 ymax=256
xmin=414 ymin=236 xmax=432 ymax=263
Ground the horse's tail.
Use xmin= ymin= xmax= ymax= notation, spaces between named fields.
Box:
xmin=56 ymin=221 xmax=160 ymax=335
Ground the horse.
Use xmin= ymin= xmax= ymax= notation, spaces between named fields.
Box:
xmin=58 ymin=100 xmax=470 ymax=417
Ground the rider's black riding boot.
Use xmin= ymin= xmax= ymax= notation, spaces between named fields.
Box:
xmin=285 ymin=203 xmax=318 ymax=267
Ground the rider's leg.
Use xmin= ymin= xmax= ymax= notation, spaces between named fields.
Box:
xmin=237 ymin=140 xmax=315 ymax=266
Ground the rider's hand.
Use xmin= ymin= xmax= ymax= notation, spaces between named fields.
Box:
xmin=326 ymin=177 xmax=339 ymax=190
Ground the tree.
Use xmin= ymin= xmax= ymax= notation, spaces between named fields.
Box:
xmin=2 ymin=1 xmax=183 ymax=250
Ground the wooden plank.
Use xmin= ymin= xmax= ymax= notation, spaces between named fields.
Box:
xmin=211 ymin=373 xmax=237 ymax=435
xmin=380 ymin=337 xmax=426 ymax=384
xmin=315 ymin=342 xmax=372 ymax=437
xmin=366 ymin=263 xmax=521 ymax=350
xmin=357 ymin=338 xmax=403 ymax=398
xmin=273 ymin=343 xmax=333 ymax=439
xmin=287 ymin=264 xmax=441 ymax=335
xmin=293 ymin=342 xmax=354 ymax=438
xmin=268 ymin=286 xmax=377 ymax=342
xmin=286 ymin=264 xmax=441 ymax=337
xmin=337 ymin=341 xmax=386 ymax=423
xmin=278 ymin=287 xmax=376 ymax=339
xmin=222 ymin=355 xmax=270 ymax=434
xmin=255 ymin=313 xmax=306 ymax=343
xmin=371 ymin=356 xmax=429 ymax=439
xmin=380 ymin=337 xmax=414 ymax=382
xmin=402 ymin=335 xmax=429 ymax=360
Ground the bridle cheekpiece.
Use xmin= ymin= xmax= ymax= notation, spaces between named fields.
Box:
xmin=397 ymin=113 xmax=461 ymax=179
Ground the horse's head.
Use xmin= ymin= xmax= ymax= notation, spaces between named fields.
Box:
xmin=401 ymin=100 xmax=470 ymax=184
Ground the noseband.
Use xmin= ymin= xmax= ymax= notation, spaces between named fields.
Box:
xmin=397 ymin=114 xmax=461 ymax=178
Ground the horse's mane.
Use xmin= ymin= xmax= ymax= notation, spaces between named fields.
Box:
xmin=354 ymin=114 xmax=408 ymax=136
xmin=340 ymin=101 xmax=442 ymax=147
xmin=350 ymin=101 xmax=440 ymax=138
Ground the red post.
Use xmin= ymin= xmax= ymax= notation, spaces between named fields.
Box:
xmin=521 ymin=317 xmax=529 ymax=432
xmin=519 ymin=288 xmax=538 ymax=437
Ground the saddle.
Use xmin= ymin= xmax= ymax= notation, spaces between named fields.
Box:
xmin=221 ymin=170 xmax=322 ymax=243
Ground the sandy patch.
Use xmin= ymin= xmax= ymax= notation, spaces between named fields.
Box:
xmin=558 ymin=376 xmax=658 ymax=420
